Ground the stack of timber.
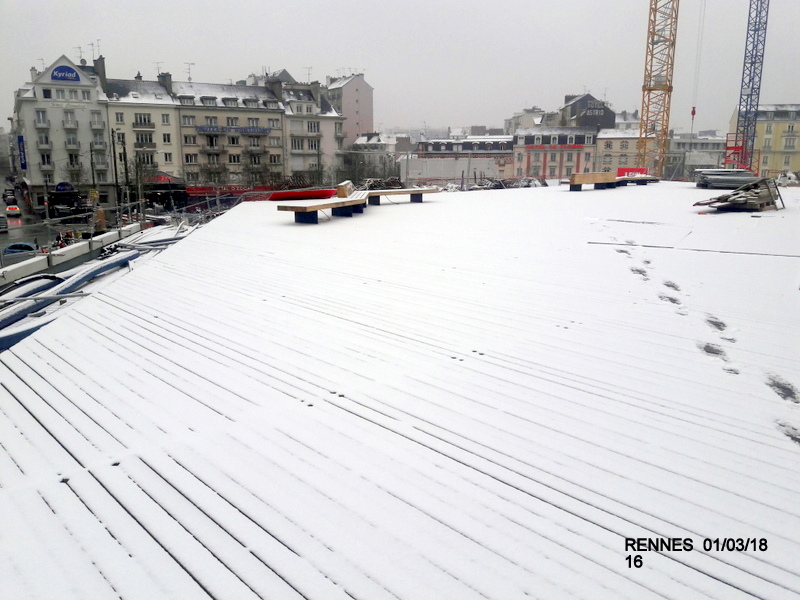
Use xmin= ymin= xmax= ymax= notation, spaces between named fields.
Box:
xmin=693 ymin=177 xmax=786 ymax=212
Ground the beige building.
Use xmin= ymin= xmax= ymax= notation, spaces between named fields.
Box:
xmin=741 ymin=104 xmax=800 ymax=177
xmin=596 ymin=128 xmax=640 ymax=174
xmin=326 ymin=74 xmax=373 ymax=149
xmin=514 ymin=127 xmax=597 ymax=179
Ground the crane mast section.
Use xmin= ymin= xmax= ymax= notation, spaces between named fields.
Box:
xmin=637 ymin=0 xmax=680 ymax=178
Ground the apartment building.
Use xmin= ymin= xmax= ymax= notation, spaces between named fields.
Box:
xmin=514 ymin=127 xmax=597 ymax=179
xmin=748 ymin=104 xmax=800 ymax=176
xmin=12 ymin=55 xmax=116 ymax=212
xmin=596 ymin=128 xmax=640 ymax=173
xmin=326 ymin=73 xmax=373 ymax=149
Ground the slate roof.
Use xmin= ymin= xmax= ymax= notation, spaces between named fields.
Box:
xmin=1 ymin=183 xmax=799 ymax=599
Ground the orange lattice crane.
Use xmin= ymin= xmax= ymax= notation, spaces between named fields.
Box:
xmin=637 ymin=0 xmax=680 ymax=178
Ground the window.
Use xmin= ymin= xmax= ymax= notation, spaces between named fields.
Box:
xmin=250 ymin=154 xmax=261 ymax=165
xmin=116 ymin=112 xmax=124 ymax=124
xmin=140 ymin=152 xmax=155 ymax=165
xmin=206 ymin=135 xmax=219 ymax=148
xmin=68 ymin=153 xmax=80 ymax=167
xmin=42 ymin=88 xmax=52 ymax=98
xmin=185 ymin=153 xmax=198 ymax=164
xmin=223 ymin=98 xmax=238 ymax=107
xmin=163 ymin=152 xmax=173 ymax=163
xmin=97 ymin=172 xmax=107 ymax=183
xmin=68 ymin=90 xmax=78 ymax=100
xmin=567 ymin=136 xmax=575 ymax=144
xmin=66 ymin=133 xmax=78 ymax=146
xmin=229 ymin=154 xmax=241 ymax=164
xmin=291 ymin=138 xmax=304 ymax=150
xmin=585 ymin=153 xmax=591 ymax=163
xmin=119 ymin=153 xmax=125 ymax=163
xmin=549 ymin=167 xmax=556 ymax=177
xmin=182 ymin=115 xmax=196 ymax=126
xmin=619 ymin=154 xmax=629 ymax=165
xmin=763 ymin=156 xmax=770 ymax=165
xmin=306 ymin=105 xmax=313 ymax=113
xmin=92 ymin=132 xmax=104 ymax=145
xmin=249 ymin=136 xmax=260 ymax=147
xmin=586 ymin=135 xmax=593 ymax=145
xmin=162 ymin=113 xmax=170 ymax=125
xmin=604 ymin=141 xmax=613 ymax=150
xmin=566 ymin=166 xmax=573 ymax=176
xmin=163 ymin=133 xmax=171 ymax=144
xmin=40 ymin=153 xmax=51 ymax=165
xmin=334 ymin=122 xmax=342 ymax=136
xmin=63 ymin=110 xmax=76 ymax=124
xmin=308 ymin=139 xmax=319 ymax=151
xmin=43 ymin=173 xmax=53 ymax=184
xmin=116 ymin=132 xmax=126 ymax=143
xmin=180 ymin=97 xmax=195 ymax=105
xmin=790 ymin=111 xmax=797 ymax=120
xmin=534 ymin=136 xmax=541 ymax=145
xmin=228 ymin=136 xmax=240 ymax=146
xmin=766 ymin=123 xmax=773 ymax=134
xmin=307 ymin=121 xmax=320 ymax=133
xmin=35 ymin=109 xmax=47 ymax=124
xmin=91 ymin=110 xmax=103 ymax=125
xmin=186 ymin=172 xmax=199 ymax=182
xmin=785 ymin=138 xmax=797 ymax=150
xmin=135 ymin=132 xmax=153 ymax=144
xmin=37 ymin=132 xmax=49 ymax=144
xmin=207 ymin=153 xmax=219 ymax=164
xmin=788 ymin=124 xmax=796 ymax=133
xmin=269 ymin=154 xmax=281 ymax=164
xmin=244 ymin=99 xmax=258 ymax=108
xmin=766 ymin=112 xmax=774 ymax=120
xmin=82 ymin=90 xmax=91 ymax=100
xmin=268 ymin=118 xmax=279 ymax=128
xmin=269 ymin=137 xmax=281 ymax=147
xmin=184 ymin=135 xmax=197 ymax=145
xmin=566 ymin=152 xmax=573 ymax=162
xmin=205 ymin=116 xmax=218 ymax=126
xmin=201 ymin=97 xmax=216 ymax=106
xmin=603 ymin=154 xmax=612 ymax=164
xmin=227 ymin=117 xmax=239 ymax=127
xmin=56 ymin=89 xmax=65 ymax=99
xmin=620 ymin=141 xmax=629 ymax=150
xmin=550 ymin=153 xmax=556 ymax=161
xmin=784 ymin=156 xmax=791 ymax=166
xmin=266 ymin=101 xmax=278 ymax=109
xmin=134 ymin=113 xmax=152 ymax=124
xmin=247 ymin=118 xmax=260 ymax=127
xmin=533 ymin=153 xmax=540 ymax=161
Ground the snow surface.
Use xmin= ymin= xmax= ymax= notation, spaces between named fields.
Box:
xmin=0 ymin=182 xmax=799 ymax=599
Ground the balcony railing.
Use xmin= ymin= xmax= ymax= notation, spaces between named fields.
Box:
xmin=63 ymin=120 xmax=79 ymax=129
xmin=132 ymin=121 xmax=155 ymax=129
xmin=244 ymin=145 xmax=265 ymax=154
xmin=66 ymin=162 xmax=84 ymax=171
xmin=65 ymin=141 xmax=81 ymax=150
xmin=39 ymin=163 xmax=55 ymax=172
xmin=92 ymin=141 xmax=108 ymax=150
xmin=200 ymin=144 xmax=227 ymax=153
xmin=94 ymin=161 xmax=109 ymax=170
xmin=36 ymin=141 xmax=52 ymax=150
xmin=134 ymin=142 xmax=157 ymax=149
xmin=34 ymin=120 xmax=51 ymax=129
xmin=90 ymin=120 xmax=106 ymax=130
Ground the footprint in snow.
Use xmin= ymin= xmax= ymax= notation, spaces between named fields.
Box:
xmin=766 ymin=375 xmax=798 ymax=403
xmin=705 ymin=315 xmax=727 ymax=331
xmin=616 ymin=248 xmax=631 ymax=256
xmin=776 ymin=421 xmax=800 ymax=444
xmin=631 ymin=267 xmax=649 ymax=280
xmin=664 ymin=281 xmax=681 ymax=291
xmin=698 ymin=342 xmax=727 ymax=360
xmin=659 ymin=294 xmax=681 ymax=305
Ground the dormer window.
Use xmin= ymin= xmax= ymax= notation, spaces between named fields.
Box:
xmin=244 ymin=99 xmax=258 ymax=108
xmin=179 ymin=97 xmax=195 ymax=105
xmin=201 ymin=97 xmax=216 ymax=107
xmin=223 ymin=98 xmax=238 ymax=107
xmin=265 ymin=101 xmax=278 ymax=109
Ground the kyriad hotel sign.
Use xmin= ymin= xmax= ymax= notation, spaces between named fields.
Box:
xmin=51 ymin=65 xmax=80 ymax=82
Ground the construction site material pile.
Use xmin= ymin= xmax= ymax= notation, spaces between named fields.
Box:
xmin=693 ymin=177 xmax=786 ymax=212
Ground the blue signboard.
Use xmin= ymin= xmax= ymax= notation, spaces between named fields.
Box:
xmin=55 ymin=182 xmax=75 ymax=192
xmin=195 ymin=126 xmax=272 ymax=134
xmin=17 ymin=136 xmax=27 ymax=171
xmin=51 ymin=65 xmax=81 ymax=82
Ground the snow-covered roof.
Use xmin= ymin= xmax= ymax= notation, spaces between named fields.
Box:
xmin=758 ymin=104 xmax=800 ymax=112
xmin=598 ymin=128 xmax=641 ymax=138
xmin=327 ymin=74 xmax=370 ymax=90
xmin=106 ymin=79 xmax=178 ymax=105
xmin=1 ymin=183 xmax=800 ymax=599
xmin=171 ymin=81 xmax=280 ymax=104
xmin=516 ymin=126 xmax=597 ymax=136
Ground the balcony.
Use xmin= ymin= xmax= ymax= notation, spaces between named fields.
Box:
xmin=66 ymin=162 xmax=84 ymax=171
xmin=94 ymin=161 xmax=109 ymax=170
xmin=34 ymin=120 xmax=51 ymax=129
xmin=91 ymin=141 xmax=108 ymax=150
xmin=36 ymin=141 xmax=52 ymax=150
xmin=63 ymin=120 xmax=79 ymax=130
xmin=132 ymin=121 xmax=155 ymax=130
xmin=244 ymin=145 xmax=265 ymax=154
xmin=200 ymin=144 xmax=226 ymax=154
xmin=90 ymin=120 xmax=106 ymax=130
xmin=134 ymin=142 xmax=157 ymax=150
xmin=39 ymin=163 xmax=54 ymax=172
xmin=65 ymin=140 xmax=81 ymax=150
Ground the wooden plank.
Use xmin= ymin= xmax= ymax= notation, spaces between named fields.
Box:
xmin=276 ymin=198 xmax=366 ymax=213
xmin=570 ymin=173 xmax=616 ymax=185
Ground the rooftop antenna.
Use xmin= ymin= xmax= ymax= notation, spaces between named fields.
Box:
xmin=304 ymin=66 xmax=312 ymax=82
xmin=74 ymin=46 xmax=84 ymax=61
xmin=184 ymin=62 xmax=195 ymax=82
xmin=154 ymin=61 xmax=163 ymax=74
xmin=38 ymin=58 xmax=45 ymax=71
xmin=88 ymin=42 xmax=95 ymax=59
xmin=96 ymin=39 xmax=101 ymax=57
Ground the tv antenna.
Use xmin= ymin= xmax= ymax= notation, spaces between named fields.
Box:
xmin=96 ymin=39 xmax=101 ymax=57
xmin=304 ymin=66 xmax=312 ymax=82
xmin=154 ymin=61 xmax=163 ymax=74
xmin=38 ymin=58 xmax=45 ymax=71
xmin=74 ymin=46 xmax=84 ymax=61
xmin=88 ymin=42 xmax=95 ymax=59
xmin=185 ymin=62 xmax=195 ymax=82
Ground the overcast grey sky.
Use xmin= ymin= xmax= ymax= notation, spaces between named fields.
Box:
xmin=1 ymin=0 xmax=797 ymax=135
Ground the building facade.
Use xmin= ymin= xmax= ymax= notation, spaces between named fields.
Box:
xmin=596 ymin=128 xmax=640 ymax=174
xmin=12 ymin=55 xmax=116 ymax=213
xmin=326 ymin=74 xmax=373 ymax=149
xmin=404 ymin=135 xmax=514 ymax=185
xmin=513 ymin=128 xmax=597 ymax=179
xmin=742 ymin=105 xmax=800 ymax=177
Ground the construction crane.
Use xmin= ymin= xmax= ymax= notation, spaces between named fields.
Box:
xmin=725 ymin=0 xmax=770 ymax=171
xmin=637 ymin=0 xmax=680 ymax=178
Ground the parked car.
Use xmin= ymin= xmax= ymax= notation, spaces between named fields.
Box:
xmin=4 ymin=242 xmax=38 ymax=254
xmin=694 ymin=169 xmax=758 ymax=189
xmin=5 ymin=205 xmax=21 ymax=217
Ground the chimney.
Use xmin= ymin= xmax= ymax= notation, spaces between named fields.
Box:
xmin=157 ymin=71 xmax=173 ymax=95
xmin=564 ymin=94 xmax=579 ymax=104
xmin=30 ymin=66 xmax=38 ymax=81
xmin=135 ymin=71 xmax=143 ymax=81
xmin=93 ymin=55 xmax=107 ymax=90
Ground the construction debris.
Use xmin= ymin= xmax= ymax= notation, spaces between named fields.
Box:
xmin=693 ymin=177 xmax=785 ymax=212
